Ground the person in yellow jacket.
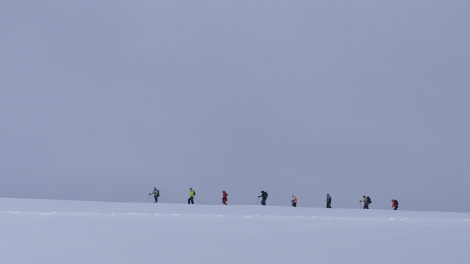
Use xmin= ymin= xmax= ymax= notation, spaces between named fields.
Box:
xmin=188 ymin=188 xmax=196 ymax=204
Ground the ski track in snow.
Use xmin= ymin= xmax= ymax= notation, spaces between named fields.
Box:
xmin=1 ymin=210 xmax=469 ymax=224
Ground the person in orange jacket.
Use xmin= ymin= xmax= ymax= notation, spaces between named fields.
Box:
xmin=391 ymin=199 xmax=399 ymax=210
xmin=222 ymin=190 xmax=228 ymax=205
xmin=291 ymin=195 xmax=298 ymax=207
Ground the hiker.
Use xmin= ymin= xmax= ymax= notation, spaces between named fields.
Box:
xmin=188 ymin=188 xmax=196 ymax=204
xmin=326 ymin=193 xmax=332 ymax=208
xmin=360 ymin=195 xmax=371 ymax=209
xmin=391 ymin=199 xmax=399 ymax=210
xmin=258 ymin=190 xmax=268 ymax=206
xmin=222 ymin=190 xmax=228 ymax=205
xmin=291 ymin=195 xmax=297 ymax=207
xmin=149 ymin=187 xmax=160 ymax=203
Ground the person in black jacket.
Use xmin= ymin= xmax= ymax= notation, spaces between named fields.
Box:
xmin=258 ymin=190 xmax=268 ymax=206
xmin=326 ymin=193 xmax=332 ymax=208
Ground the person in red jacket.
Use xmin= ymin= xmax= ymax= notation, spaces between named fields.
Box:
xmin=222 ymin=190 xmax=228 ymax=205
xmin=391 ymin=199 xmax=399 ymax=210
xmin=291 ymin=195 xmax=298 ymax=207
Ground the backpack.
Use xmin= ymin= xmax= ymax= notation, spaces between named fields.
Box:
xmin=193 ymin=190 xmax=196 ymax=196
xmin=264 ymin=192 xmax=268 ymax=198
xmin=367 ymin=196 xmax=372 ymax=204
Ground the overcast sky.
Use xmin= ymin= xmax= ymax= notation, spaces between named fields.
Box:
xmin=1 ymin=1 xmax=469 ymax=212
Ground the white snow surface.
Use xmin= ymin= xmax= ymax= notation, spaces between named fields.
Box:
xmin=1 ymin=198 xmax=469 ymax=264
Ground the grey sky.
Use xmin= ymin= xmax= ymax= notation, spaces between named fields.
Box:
xmin=1 ymin=1 xmax=469 ymax=212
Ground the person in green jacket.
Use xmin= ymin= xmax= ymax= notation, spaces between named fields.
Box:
xmin=149 ymin=187 xmax=160 ymax=203
xmin=188 ymin=188 xmax=196 ymax=204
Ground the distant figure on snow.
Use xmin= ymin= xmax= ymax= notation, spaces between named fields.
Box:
xmin=361 ymin=195 xmax=372 ymax=209
xmin=326 ymin=193 xmax=332 ymax=208
xmin=149 ymin=187 xmax=160 ymax=203
xmin=258 ymin=190 xmax=268 ymax=206
xmin=222 ymin=190 xmax=228 ymax=205
xmin=391 ymin=199 xmax=399 ymax=210
xmin=188 ymin=188 xmax=196 ymax=204
xmin=291 ymin=195 xmax=297 ymax=207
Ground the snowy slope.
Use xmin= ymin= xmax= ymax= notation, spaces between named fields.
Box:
xmin=1 ymin=198 xmax=469 ymax=264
